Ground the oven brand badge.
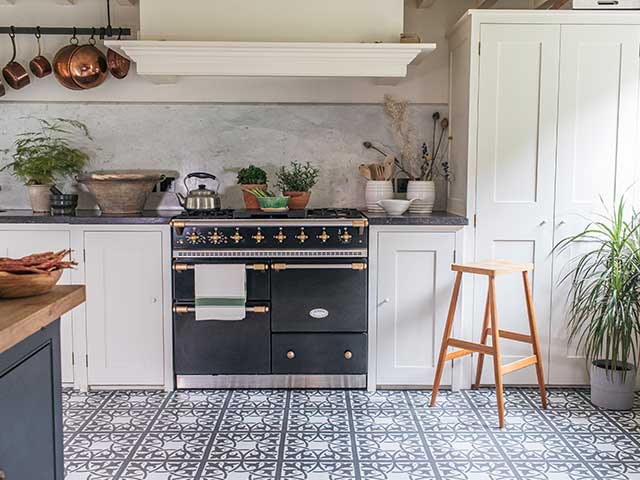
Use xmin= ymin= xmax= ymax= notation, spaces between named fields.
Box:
xmin=309 ymin=308 xmax=329 ymax=319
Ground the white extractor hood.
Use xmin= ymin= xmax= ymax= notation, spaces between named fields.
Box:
xmin=103 ymin=40 xmax=436 ymax=82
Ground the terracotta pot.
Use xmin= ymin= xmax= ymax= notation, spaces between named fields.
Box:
xmin=241 ymin=184 xmax=267 ymax=209
xmin=285 ymin=191 xmax=311 ymax=210
xmin=27 ymin=184 xmax=53 ymax=213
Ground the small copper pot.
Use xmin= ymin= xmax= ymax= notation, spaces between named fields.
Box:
xmin=68 ymin=39 xmax=108 ymax=89
xmin=29 ymin=29 xmax=52 ymax=78
xmin=2 ymin=30 xmax=31 ymax=90
xmin=0 ymin=82 xmax=5 ymax=98
xmin=53 ymin=39 xmax=82 ymax=90
xmin=107 ymin=48 xmax=130 ymax=79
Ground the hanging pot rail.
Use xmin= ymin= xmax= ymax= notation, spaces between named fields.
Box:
xmin=0 ymin=26 xmax=131 ymax=38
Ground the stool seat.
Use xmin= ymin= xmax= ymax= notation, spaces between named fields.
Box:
xmin=430 ymin=260 xmax=547 ymax=429
xmin=452 ymin=261 xmax=533 ymax=276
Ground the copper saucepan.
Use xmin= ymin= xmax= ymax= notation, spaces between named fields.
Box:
xmin=29 ymin=27 xmax=52 ymax=78
xmin=53 ymin=31 xmax=82 ymax=90
xmin=68 ymin=33 xmax=108 ymax=89
xmin=107 ymin=28 xmax=130 ymax=80
xmin=2 ymin=28 xmax=31 ymax=90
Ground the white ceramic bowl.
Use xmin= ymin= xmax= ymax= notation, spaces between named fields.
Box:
xmin=376 ymin=199 xmax=415 ymax=216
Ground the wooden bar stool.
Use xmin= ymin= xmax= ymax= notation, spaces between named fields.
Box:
xmin=429 ymin=261 xmax=547 ymax=428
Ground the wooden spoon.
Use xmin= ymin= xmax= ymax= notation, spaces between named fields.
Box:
xmin=383 ymin=155 xmax=395 ymax=180
xmin=359 ymin=164 xmax=372 ymax=180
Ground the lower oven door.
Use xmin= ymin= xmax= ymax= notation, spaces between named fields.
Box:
xmin=173 ymin=304 xmax=271 ymax=375
xmin=271 ymin=260 xmax=367 ymax=333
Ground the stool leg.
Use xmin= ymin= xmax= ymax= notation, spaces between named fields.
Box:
xmin=430 ymin=271 xmax=463 ymax=408
xmin=473 ymin=287 xmax=492 ymax=389
xmin=523 ymin=271 xmax=548 ymax=409
xmin=488 ymin=275 xmax=505 ymax=429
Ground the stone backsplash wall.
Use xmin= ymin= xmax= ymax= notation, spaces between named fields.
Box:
xmin=0 ymin=103 xmax=448 ymax=210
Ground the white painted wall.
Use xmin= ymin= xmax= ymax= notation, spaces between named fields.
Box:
xmin=0 ymin=0 xmax=476 ymax=103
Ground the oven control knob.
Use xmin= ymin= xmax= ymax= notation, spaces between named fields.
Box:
xmin=252 ymin=228 xmax=265 ymax=244
xmin=186 ymin=230 xmax=205 ymax=245
xmin=295 ymin=228 xmax=309 ymax=244
xmin=317 ymin=228 xmax=331 ymax=243
xmin=287 ymin=350 xmax=296 ymax=360
xmin=208 ymin=228 xmax=226 ymax=245
xmin=339 ymin=229 xmax=353 ymax=244
xmin=231 ymin=228 xmax=244 ymax=244
xmin=274 ymin=228 xmax=287 ymax=244
xmin=344 ymin=351 xmax=353 ymax=360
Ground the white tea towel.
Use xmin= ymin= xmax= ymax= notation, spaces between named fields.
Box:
xmin=194 ymin=264 xmax=246 ymax=321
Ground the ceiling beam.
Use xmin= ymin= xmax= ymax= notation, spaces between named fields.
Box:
xmin=416 ymin=0 xmax=437 ymax=7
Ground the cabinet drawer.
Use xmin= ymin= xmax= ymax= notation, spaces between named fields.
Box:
xmin=272 ymin=333 xmax=367 ymax=374
xmin=173 ymin=261 xmax=270 ymax=302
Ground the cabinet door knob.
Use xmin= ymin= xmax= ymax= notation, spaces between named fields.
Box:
xmin=539 ymin=220 xmax=548 ymax=226
xmin=286 ymin=351 xmax=295 ymax=360
xmin=557 ymin=220 xmax=566 ymax=227
xmin=378 ymin=298 xmax=391 ymax=307
xmin=344 ymin=351 xmax=353 ymax=360
xmin=151 ymin=297 xmax=158 ymax=304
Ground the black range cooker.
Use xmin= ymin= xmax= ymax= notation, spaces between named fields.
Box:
xmin=171 ymin=208 xmax=369 ymax=389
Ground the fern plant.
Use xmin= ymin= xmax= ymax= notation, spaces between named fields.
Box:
xmin=1 ymin=118 xmax=92 ymax=185
xmin=555 ymin=198 xmax=640 ymax=379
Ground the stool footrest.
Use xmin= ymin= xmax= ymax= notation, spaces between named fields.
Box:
xmin=487 ymin=328 xmax=532 ymax=344
xmin=445 ymin=349 xmax=474 ymax=361
xmin=502 ymin=355 xmax=538 ymax=375
xmin=448 ymin=338 xmax=494 ymax=355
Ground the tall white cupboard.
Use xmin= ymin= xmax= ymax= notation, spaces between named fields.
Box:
xmin=448 ymin=10 xmax=640 ymax=386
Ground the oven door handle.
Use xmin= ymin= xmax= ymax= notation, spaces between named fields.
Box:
xmin=271 ymin=263 xmax=367 ymax=271
xmin=174 ymin=305 xmax=269 ymax=314
xmin=173 ymin=263 xmax=269 ymax=272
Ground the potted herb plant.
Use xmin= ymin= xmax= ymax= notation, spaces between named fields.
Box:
xmin=275 ymin=161 xmax=320 ymax=210
xmin=555 ymin=198 xmax=640 ymax=410
xmin=1 ymin=118 xmax=92 ymax=212
xmin=237 ymin=165 xmax=268 ymax=209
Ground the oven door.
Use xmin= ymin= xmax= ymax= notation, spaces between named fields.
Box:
xmin=271 ymin=260 xmax=367 ymax=333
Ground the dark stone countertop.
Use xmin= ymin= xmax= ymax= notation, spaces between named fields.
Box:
xmin=364 ymin=210 xmax=469 ymax=226
xmin=0 ymin=210 xmax=176 ymax=225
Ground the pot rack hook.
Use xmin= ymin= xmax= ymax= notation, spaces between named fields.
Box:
xmin=70 ymin=26 xmax=79 ymax=45
xmin=35 ymin=26 xmax=42 ymax=56
xmin=117 ymin=27 xmax=123 ymax=41
xmin=8 ymin=26 xmax=17 ymax=63
xmin=89 ymin=27 xmax=96 ymax=46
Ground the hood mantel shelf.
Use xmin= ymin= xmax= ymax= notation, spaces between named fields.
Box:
xmin=103 ymin=40 xmax=436 ymax=83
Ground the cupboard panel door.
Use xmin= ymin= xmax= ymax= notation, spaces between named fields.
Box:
xmin=475 ymin=24 xmax=560 ymax=385
xmin=376 ymin=232 xmax=455 ymax=386
xmin=1 ymin=231 xmax=75 ymax=384
xmin=550 ymin=25 xmax=640 ymax=385
xmin=85 ymin=231 xmax=164 ymax=386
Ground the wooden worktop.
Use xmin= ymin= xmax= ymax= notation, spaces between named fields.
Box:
xmin=0 ymin=285 xmax=85 ymax=355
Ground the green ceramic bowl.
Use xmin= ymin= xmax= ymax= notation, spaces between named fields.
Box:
xmin=257 ymin=196 xmax=290 ymax=210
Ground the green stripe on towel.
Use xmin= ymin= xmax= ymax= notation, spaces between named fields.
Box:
xmin=195 ymin=297 xmax=246 ymax=307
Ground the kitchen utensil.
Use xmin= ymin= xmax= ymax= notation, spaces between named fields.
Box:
xmin=2 ymin=28 xmax=31 ymax=90
xmin=359 ymin=164 xmax=372 ymax=180
xmin=383 ymin=155 xmax=395 ymax=180
xmin=107 ymin=29 xmax=130 ymax=79
xmin=68 ymin=31 xmax=108 ymax=89
xmin=376 ymin=199 xmax=415 ymax=216
xmin=29 ymin=27 xmax=52 ymax=78
xmin=177 ymin=172 xmax=222 ymax=212
xmin=53 ymin=32 xmax=82 ymax=90
xmin=0 ymin=269 xmax=62 ymax=299
xmin=79 ymin=170 xmax=165 ymax=214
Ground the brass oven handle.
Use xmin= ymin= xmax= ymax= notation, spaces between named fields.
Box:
xmin=287 ymin=351 xmax=296 ymax=360
xmin=272 ymin=263 xmax=367 ymax=271
xmin=173 ymin=305 xmax=270 ymax=314
xmin=173 ymin=264 xmax=269 ymax=272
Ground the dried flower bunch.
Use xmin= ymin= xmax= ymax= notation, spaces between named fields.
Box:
xmin=382 ymin=95 xmax=452 ymax=182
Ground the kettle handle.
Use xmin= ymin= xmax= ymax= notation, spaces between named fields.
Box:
xmin=184 ymin=172 xmax=220 ymax=193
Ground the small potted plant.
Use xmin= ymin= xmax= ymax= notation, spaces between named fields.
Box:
xmin=237 ymin=165 xmax=268 ymax=209
xmin=555 ymin=198 xmax=640 ymax=410
xmin=1 ymin=118 xmax=91 ymax=212
xmin=275 ymin=161 xmax=320 ymax=210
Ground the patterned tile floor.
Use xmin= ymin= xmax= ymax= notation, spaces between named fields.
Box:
xmin=63 ymin=387 xmax=640 ymax=480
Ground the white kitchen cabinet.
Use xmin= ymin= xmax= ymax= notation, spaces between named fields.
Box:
xmin=0 ymin=229 xmax=75 ymax=384
xmin=84 ymin=231 xmax=165 ymax=387
xmin=369 ymin=226 xmax=463 ymax=388
xmin=448 ymin=11 xmax=640 ymax=386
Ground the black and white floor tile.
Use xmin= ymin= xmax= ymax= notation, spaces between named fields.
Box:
xmin=63 ymin=388 xmax=640 ymax=479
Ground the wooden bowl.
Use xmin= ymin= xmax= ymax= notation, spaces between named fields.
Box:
xmin=0 ymin=269 xmax=63 ymax=299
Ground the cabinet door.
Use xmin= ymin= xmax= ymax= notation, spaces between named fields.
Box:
xmin=0 ymin=230 xmax=74 ymax=384
xmin=85 ymin=231 xmax=164 ymax=386
xmin=475 ymin=24 xmax=560 ymax=384
xmin=376 ymin=232 xmax=455 ymax=386
xmin=550 ymin=26 xmax=640 ymax=385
